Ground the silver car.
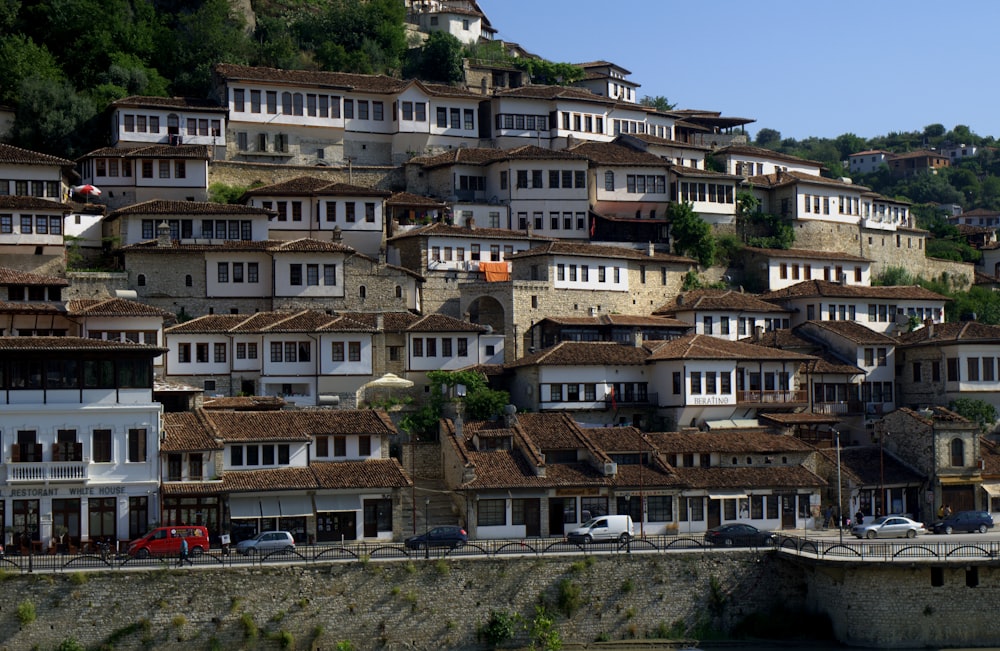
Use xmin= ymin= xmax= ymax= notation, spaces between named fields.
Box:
xmin=234 ymin=530 xmax=296 ymax=555
xmin=851 ymin=516 xmax=926 ymax=539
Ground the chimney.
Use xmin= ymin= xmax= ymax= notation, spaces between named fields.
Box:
xmin=502 ymin=404 xmax=518 ymax=428
xmin=466 ymin=216 xmax=476 ymax=230
xmin=677 ymin=294 xmax=685 ymax=306
xmin=647 ymin=242 xmax=655 ymax=256
xmin=633 ymin=328 xmax=644 ymax=348
xmin=754 ymin=325 xmax=763 ymax=342
xmin=332 ymin=226 xmax=343 ymax=241
xmin=376 ymin=313 xmax=384 ymax=331
xmin=927 ymin=318 xmax=934 ymax=338
xmin=156 ymin=221 xmax=171 ymax=247
xmin=454 ymin=411 xmax=464 ymax=439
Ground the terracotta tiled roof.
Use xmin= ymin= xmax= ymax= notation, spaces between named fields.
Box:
xmin=223 ymin=467 xmax=320 ymax=492
xmin=107 ymin=199 xmax=272 ymax=219
xmin=537 ymin=314 xmax=691 ymax=328
xmin=110 ymin=95 xmax=227 ymax=112
xmin=508 ymin=241 xmax=695 ymax=265
xmin=406 ymin=313 xmax=486 ymax=333
xmin=980 ymin=438 xmax=1000 ymax=476
xmin=898 ymin=321 xmax=1000 ymax=346
xmin=0 ymin=267 xmax=69 ymax=286
xmin=802 ymin=354 xmax=865 ymax=375
xmin=506 ymin=341 xmax=649 ymax=369
xmin=386 ymin=191 xmax=447 ymax=207
xmin=798 ymin=320 xmax=897 ymax=346
xmin=621 ymin=133 xmax=711 ymax=151
xmin=820 ymin=446 xmax=925 ymax=486
xmin=0 ymin=301 xmax=65 ymax=315
xmin=407 ymin=147 xmax=508 ymax=168
xmin=892 ymin=406 xmax=971 ymax=427
xmin=180 ymin=408 xmax=396 ymax=445
xmin=202 ymin=396 xmax=287 ymax=411
xmin=584 ymin=426 xmax=650 ymax=451
xmin=214 ymin=63 xmax=406 ymax=94
xmin=738 ymin=329 xmax=814 ymax=349
xmin=715 ymin=144 xmax=824 ymax=169
xmin=416 ymin=81 xmax=482 ymax=99
xmin=645 ymin=334 xmax=816 ymax=362
xmin=0 ymin=336 xmax=165 ymax=353
xmin=161 ymin=412 xmax=224 ymax=451
xmin=241 ymin=177 xmax=390 ymax=198
xmin=123 ymin=238 xmax=356 ymax=254
xmin=161 ymin=482 xmax=226 ymax=496
xmin=67 ymin=297 xmax=173 ymax=317
xmin=760 ymin=280 xmax=949 ymax=302
xmin=645 ymin=430 xmax=816 ymax=454
xmin=387 ymin=221 xmax=552 ymax=242
xmin=310 ymin=459 xmax=411 ymax=489
xmin=757 ymin=413 xmax=841 ymax=425
xmin=80 ymin=145 xmax=211 ymax=160
xmin=165 ymin=314 xmax=249 ymax=334
xmin=0 ymin=196 xmax=73 ymax=211
xmin=669 ymin=165 xmax=741 ymax=180
xmin=494 ymin=84 xmax=614 ymax=104
xmin=671 ymin=465 xmax=826 ymax=490
xmin=0 ymin=142 xmax=74 ymax=166
xmin=746 ymin=170 xmax=870 ymax=192
xmin=566 ymin=141 xmax=669 ymax=167
xmin=654 ymin=289 xmax=788 ymax=315
xmin=745 ymin=247 xmax=871 ymax=263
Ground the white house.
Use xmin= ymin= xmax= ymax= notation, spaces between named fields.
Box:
xmin=76 ymin=145 xmax=212 ymax=209
xmin=716 ymin=144 xmax=824 ymax=178
xmin=654 ymin=289 xmax=791 ymax=340
xmin=848 ymin=149 xmax=891 ymax=175
xmin=572 ymin=61 xmax=640 ymax=104
xmin=108 ymin=95 xmax=227 ymax=155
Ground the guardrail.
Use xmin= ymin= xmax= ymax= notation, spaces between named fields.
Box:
xmin=2 ymin=533 xmax=994 ymax=573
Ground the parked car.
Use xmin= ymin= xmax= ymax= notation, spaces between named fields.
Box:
xmin=404 ymin=526 xmax=468 ymax=550
xmin=851 ymin=515 xmax=926 ymax=539
xmin=703 ymin=523 xmax=775 ymax=547
xmin=932 ymin=510 xmax=994 ymax=535
xmin=234 ymin=531 xmax=296 ymax=555
xmin=127 ymin=526 xmax=210 ymax=559
xmin=566 ymin=515 xmax=634 ymax=544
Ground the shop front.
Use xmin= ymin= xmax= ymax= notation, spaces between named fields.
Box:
xmin=228 ymin=494 xmax=313 ymax=544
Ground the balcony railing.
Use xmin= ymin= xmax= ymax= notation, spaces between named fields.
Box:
xmin=812 ymin=400 xmax=864 ymax=416
xmin=737 ymin=390 xmax=807 ymax=405
xmin=605 ymin=393 xmax=657 ymax=409
xmin=8 ymin=462 xmax=89 ymax=482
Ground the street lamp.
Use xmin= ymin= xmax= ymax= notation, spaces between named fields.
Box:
xmin=834 ymin=429 xmax=843 ymax=544
xmin=424 ymin=498 xmax=431 ymax=559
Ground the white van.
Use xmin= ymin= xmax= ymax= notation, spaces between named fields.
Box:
xmin=566 ymin=515 xmax=634 ymax=544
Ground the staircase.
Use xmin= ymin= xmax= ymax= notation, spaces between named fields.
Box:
xmin=401 ymin=441 xmax=459 ymax=536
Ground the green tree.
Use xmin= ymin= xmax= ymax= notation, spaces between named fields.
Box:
xmin=513 ymin=58 xmax=583 ymax=85
xmin=300 ymin=0 xmax=406 ymax=74
xmin=0 ymin=34 xmax=63 ymax=104
xmin=754 ymin=128 xmax=781 ymax=149
xmin=949 ymin=398 xmax=998 ymax=434
xmin=668 ymin=202 xmax=715 ymax=266
xmin=405 ymin=31 xmax=463 ymax=83
xmin=10 ymin=77 xmax=98 ymax=158
xmin=164 ymin=0 xmax=254 ymax=96
xmin=399 ymin=370 xmax=509 ymax=439
xmin=639 ymin=95 xmax=676 ymax=111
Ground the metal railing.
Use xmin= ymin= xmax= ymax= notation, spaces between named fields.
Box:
xmin=3 ymin=533 xmax=995 ymax=574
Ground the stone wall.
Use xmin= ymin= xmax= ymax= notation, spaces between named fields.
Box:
xmin=63 ymin=272 xmax=130 ymax=299
xmin=0 ymin=552 xmax=800 ymax=651
xmin=207 ymin=160 xmax=404 ymax=193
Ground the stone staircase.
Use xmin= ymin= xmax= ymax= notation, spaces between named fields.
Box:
xmin=400 ymin=440 xmax=460 ymax=536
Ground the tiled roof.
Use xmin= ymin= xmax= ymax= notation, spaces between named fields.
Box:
xmin=0 ymin=267 xmax=69 ymax=286
xmin=0 ymin=336 xmax=165 ymax=353
xmin=310 ymin=459 xmax=411 ymax=489
xmin=494 ymin=84 xmax=614 ymax=104
xmin=202 ymin=396 xmax=287 ymax=411
xmin=0 ymin=142 xmax=74 ymax=166
xmin=161 ymin=482 xmax=226 ymax=496
xmin=241 ymin=176 xmax=390 ymax=198
xmin=655 ymin=289 xmax=787 ymax=315
xmin=0 ymin=196 xmax=73 ymax=211
xmin=745 ymin=247 xmax=871 ymax=263
xmin=508 ymin=241 xmax=695 ymax=265
xmin=223 ymin=467 xmax=320 ymax=492
xmin=165 ymin=314 xmax=249 ymax=334
xmin=669 ymin=165 xmax=742 ymax=180
xmin=166 ymin=310 xmax=376 ymax=335
xmin=670 ymin=465 xmax=826 ymax=490
xmin=187 ymin=408 xmax=397 ymax=444
xmin=387 ymin=221 xmax=552 ymax=242
xmin=798 ymin=320 xmax=897 ymax=346
xmin=67 ymin=297 xmax=174 ymax=317
xmin=80 ymin=145 xmax=212 ymax=160
xmin=898 ymin=321 xmax=1000 ymax=346
xmin=566 ymin=141 xmax=669 ymax=167
xmin=537 ymin=314 xmax=691 ymax=328
xmin=406 ymin=313 xmax=486 ymax=333
xmin=849 ymin=150 xmax=891 ymax=157
xmin=214 ymin=63 xmax=406 ymax=94
xmin=756 ymin=413 xmax=841 ymax=425
xmin=110 ymin=95 xmax=227 ymax=112
xmin=645 ymin=430 xmax=816 ymax=454
xmin=107 ymin=199 xmax=272 ymax=219
xmin=802 ymin=353 xmax=865 ymax=375
xmin=645 ymin=334 xmax=816 ymax=362
xmin=0 ymin=301 xmax=65 ymax=315
xmin=892 ymin=406 xmax=971 ymax=427
xmin=161 ymin=412 xmax=224 ymax=451
xmin=621 ymin=133 xmax=711 ymax=151
xmin=416 ymin=81 xmax=482 ymax=99
xmin=386 ymin=192 xmax=447 ymax=207
xmin=746 ymin=170 xmax=870 ymax=192
xmin=506 ymin=341 xmax=649 ymax=369
xmin=822 ymin=446 xmax=925 ymax=486
xmin=760 ymin=280 xmax=949 ymax=302
xmin=408 ymin=147 xmax=508 ymax=169
xmin=715 ymin=144 xmax=824 ymax=168
xmin=584 ymin=426 xmax=650 ymax=451
xmin=122 ymin=238 xmax=356 ymax=254
xmin=955 ymin=207 xmax=1000 ymax=218
xmin=738 ymin=329 xmax=814 ymax=349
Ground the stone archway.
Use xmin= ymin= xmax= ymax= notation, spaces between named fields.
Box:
xmin=466 ymin=295 xmax=506 ymax=334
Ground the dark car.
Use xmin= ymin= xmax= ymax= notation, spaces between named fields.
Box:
xmin=703 ymin=523 xmax=775 ymax=547
xmin=404 ymin=526 xmax=468 ymax=550
xmin=932 ymin=510 xmax=994 ymax=534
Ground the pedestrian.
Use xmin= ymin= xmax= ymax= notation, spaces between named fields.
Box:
xmin=177 ymin=536 xmax=192 ymax=566
xmin=937 ymin=504 xmax=945 ymax=519
xmin=944 ymin=505 xmax=953 ymax=518
xmin=824 ymin=506 xmax=834 ymax=529
xmin=855 ymin=510 xmax=864 ymax=526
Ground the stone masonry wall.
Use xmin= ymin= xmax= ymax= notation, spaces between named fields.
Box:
xmin=0 ymin=551 xmax=800 ymax=651
xmin=208 ymin=161 xmax=404 ymax=193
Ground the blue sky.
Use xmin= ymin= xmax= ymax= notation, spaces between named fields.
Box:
xmin=479 ymin=0 xmax=997 ymax=142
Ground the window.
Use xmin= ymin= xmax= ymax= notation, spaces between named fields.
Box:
xmin=127 ymin=428 xmax=147 ymax=462
xmin=334 ymin=436 xmax=347 ymax=457
xmin=947 ymin=357 xmax=959 ymax=382
xmin=349 ymin=341 xmax=361 ymax=362
xmin=457 ymin=338 xmax=468 ymax=357
xmin=93 ymin=429 xmax=112 ymax=463
xmin=968 ymin=357 xmax=980 ymax=382
xmin=214 ymin=343 xmax=226 ymax=363
xmin=478 ymin=499 xmax=505 ymax=527
xmin=605 ymin=171 xmax=615 ymax=191
xmin=178 ymin=343 xmax=191 ymax=363
xmin=331 ymin=342 xmax=345 ymax=362
xmin=217 ymin=262 xmax=229 ymax=283
xmin=196 ymin=343 xmax=209 ymax=363
xmin=951 ymin=438 xmax=965 ymax=467
xmin=324 ymin=264 xmax=336 ymax=286
xmin=289 ymin=264 xmax=302 ymax=286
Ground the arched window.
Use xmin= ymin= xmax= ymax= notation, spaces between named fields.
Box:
xmin=745 ymin=456 xmax=752 ymax=465
xmin=185 ymin=274 xmax=193 ymax=287
xmin=137 ymin=274 xmax=146 ymax=287
xmin=951 ymin=438 xmax=965 ymax=467
xmin=395 ymin=285 xmax=402 ymax=298
xmin=359 ymin=285 xmax=367 ymax=299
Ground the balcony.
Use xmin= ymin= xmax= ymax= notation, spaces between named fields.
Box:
xmin=813 ymin=400 xmax=864 ymax=416
xmin=736 ymin=390 xmax=808 ymax=406
xmin=8 ymin=462 xmax=89 ymax=483
xmin=605 ymin=392 xmax=657 ymax=409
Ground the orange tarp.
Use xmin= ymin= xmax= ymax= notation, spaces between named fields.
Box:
xmin=479 ymin=261 xmax=510 ymax=282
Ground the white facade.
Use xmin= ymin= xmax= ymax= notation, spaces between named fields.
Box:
xmin=551 ymin=255 xmax=629 ymax=292
xmin=848 ymin=150 xmax=891 ymax=175
xmin=111 ymin=101 xmax=226 ymax=149
xmin=766 ymin=256 xmax=871 ymax=291
xmin=425 ymin=233 xmax=528 ymax=272
xmin=272 ymin=253 xmax=347 ymax=299
xmin=407 ymin=330 xmax=483 ymax=371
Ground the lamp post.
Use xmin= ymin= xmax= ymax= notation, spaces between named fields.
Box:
xmin=834 ymin=429 xmax=843 ymax=544
xmin=424 ymin=497 xmax=430 ymax=559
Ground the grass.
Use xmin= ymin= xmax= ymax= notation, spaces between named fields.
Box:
xmin=17 ymin=600 xmax=36 ymax=625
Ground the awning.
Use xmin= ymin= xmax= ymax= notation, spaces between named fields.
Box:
xmin=315 ymin=494 xmax=362 ymax=512
xmin=939 ymin=477 xmax=979 ymax=486
xmin=981 ymin=482 xmax=1000 ymax=496
xmin=704 ymin=419 xmax=762 ymax=430
xmin=708 ymin=491 xmax=749 ymax=500
xmin=229 ymin=496 xmax=265 ymax=518
xmin=230 ymin=496 xmax=310 ymax=518
xmin=276 ymin=495 xmax=314 ymax=517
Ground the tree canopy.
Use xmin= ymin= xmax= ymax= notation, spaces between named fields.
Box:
xmin=669 ymin=202 xmax=715 ymax=266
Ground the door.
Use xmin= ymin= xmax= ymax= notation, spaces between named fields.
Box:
xmin=548 ymin=498 xmax=571 ymax=536
xmin=781 ymin=495 xmax=797 ymax=529
xmin=523 ymin=499 xmax=541 ymax=537
xmin=943 ymin=486 xmax=975 ymax=513
xmin=707 ymin=499 xmax=721 ymax=529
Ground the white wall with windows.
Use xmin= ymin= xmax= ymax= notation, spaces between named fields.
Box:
xmin=311 ymin=432 xmax=382 ymax=461
xmin=551 ymin=255 xmax=629 ymax=292
xmin=407 ymin=332 xmax=479 ymax=371
xmin=796 ymin=186 xmax=864 ymax=225
xmin=492 ymin=97 xmax=553 ymax=147
xmin=320 ymin=334 xmax=374 ymax=376
xmin=596 ymin=166 xmax=670 ymax=204
xmin=766 ymin=256 xmax=870 ymax=291
xmin=425 ymin=234 xmax=526 ymax=271
xmin=205 ymin=253 xmax=272 ymax=298
xmin=112 ymin=107 xmax=225 ymax=146
xmin=223 ymin=441 xmax=309 ymax=470
xmin=231 ymin=336 xmax=263 ymax=373
xmin=0 ymin=209 xmax=66 ymax=246
xmin=273 ymin=254 xmax=346 ymax=298
xmin=228 ymin=83 xmax=347 ymax=130
xmin=165 ymin=334 xmax=232 ymax=376
xmin=532 ymin=366 xmax=650 ymax=410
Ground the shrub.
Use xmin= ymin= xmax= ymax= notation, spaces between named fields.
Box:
xmin=17 ymin=600 xmax=36 ymax=625
xmin=241 ymin=612 xmax=258 ymax=640
xmin=557 ymin=579 xmax=583 ymax=617
xmin=479 ymin=610 xmax=517 ymax=646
